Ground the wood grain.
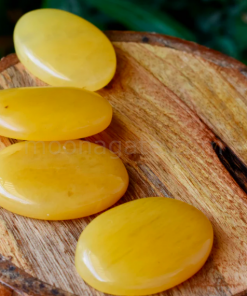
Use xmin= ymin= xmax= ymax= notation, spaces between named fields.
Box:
xmin=0 ymin=31 xmax=247 ymax=296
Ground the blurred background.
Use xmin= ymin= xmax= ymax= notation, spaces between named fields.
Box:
xmin=0 ymin=0 xmax=247 ymax=63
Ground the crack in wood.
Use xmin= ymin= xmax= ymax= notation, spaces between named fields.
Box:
xmin=0 ymin=255 xmax=77 ymax=296
xmin=212 ymin=140 xmax=247 ymax=194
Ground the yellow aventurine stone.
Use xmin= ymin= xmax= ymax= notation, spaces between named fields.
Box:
xmin=0 ymin=87 xmax=112 ymax=141
xmin=75 ymin=197 xmax=213 ymax=295
xmin=14 ymin=9 xmax=116 ymax=91
xmin=0 ymin=140 xmax=128 ymax=220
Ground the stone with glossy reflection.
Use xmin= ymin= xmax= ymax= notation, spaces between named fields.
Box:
xmin=0 ymin=140 xmax=128 ymax=220
xmin=14 ymin=9 xmax=116 ymax=91
xmin=75 ymin=197 xmax=213 ymax=295
xmin=0 ymin=87 xmax=112 ymax=141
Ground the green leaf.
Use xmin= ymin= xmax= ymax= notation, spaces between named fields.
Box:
xmin=84 ymin=0 xmax=196 ymax=41
xmin=42 ymin=0 xmax=85 ymax=16
xmin=42 ymin=0 xmax=112 ymax=29
xmin=233 ymin=16 xmax=247 ymax=51
xmin=195 ymin=9 xmax=222 ymax=34
xmin=208 ymin=36 xmax=239 ymax=59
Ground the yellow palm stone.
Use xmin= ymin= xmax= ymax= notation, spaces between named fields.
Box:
xmin=75 ymin=197 xmax=213 ymax=295
xmin=0 ymin=140 xmax=128 ymax=220
xmin=14 ymin=9 xmax=116 ymax=91
xmin=0 ymin=87 xmax=112 ymax=141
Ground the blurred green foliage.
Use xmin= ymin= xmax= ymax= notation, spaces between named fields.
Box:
xmin=0 ymin=0 xmax=247 ymax=63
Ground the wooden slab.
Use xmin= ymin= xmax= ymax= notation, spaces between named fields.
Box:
xmin=0 ymin=31 xmax=247 ymax=296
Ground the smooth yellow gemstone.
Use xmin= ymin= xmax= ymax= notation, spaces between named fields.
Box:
xmin=0 ymin=87 xmax=112 ymax=141
xmin=75 ymin=197 xmax=213 ymax=295
xmin=14 ymin=9 xmax=116 ymax=91
xmin=0 ymin=140 xmax=128 ymax=220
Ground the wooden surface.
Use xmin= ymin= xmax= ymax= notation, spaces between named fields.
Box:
xmin=0 ymin=31 xmax=247 ymax=296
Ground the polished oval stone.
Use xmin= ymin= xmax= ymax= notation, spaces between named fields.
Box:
xmin=0 ymin=140 xmax=128 ymax=220
xmin=75 ymin=197 xmax=213 ymax=295
xmin=14 ymin=9 xmax=116 ymax=91
xmin=0 ymin=87 xmax=112 ymax=141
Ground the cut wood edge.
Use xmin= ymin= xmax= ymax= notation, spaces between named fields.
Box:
xmin=0 ymin=54 xmax=19 ymax=73
xmin=106 ymin=31 xmax=247 ymax=71
xmin=1 ymin=31 xmax=247 ymax=73
xmin=0 ymin=31 xmax=246 ymax=296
